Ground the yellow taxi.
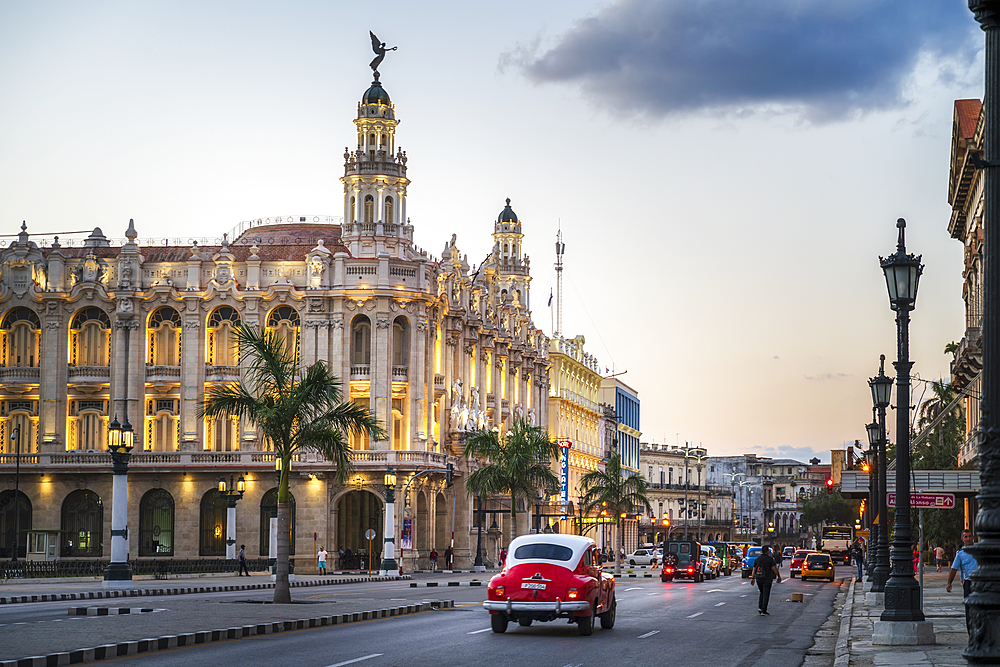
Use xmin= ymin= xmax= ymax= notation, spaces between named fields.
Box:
xmin=800 ymin=552 xmax=835 ymax=582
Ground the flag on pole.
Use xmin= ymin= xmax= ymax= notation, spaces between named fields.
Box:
xmin=547 ymin=289 xmax=553 ymax=307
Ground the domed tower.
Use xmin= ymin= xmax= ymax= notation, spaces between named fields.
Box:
xmin=492 ymin=198 xmax=531 ymax=310
xmin=341 ymin=72 xmax=412 ymax=258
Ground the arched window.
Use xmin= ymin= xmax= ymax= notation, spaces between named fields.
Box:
xmin=259 ymin=488 xmax=295 ymax=556
xmin=351 ymin=316 xmax=371 ymax=366
xmin=348 ymin=398 xmax=370 ymax=451
xmin=0 ymin=490 xmax=30 ymax=559
xmin=70 ymin=307 xmax=111 ymax=367
xmin=267 ymin=306 xmax=300 ymax=363
xmin=392 ymin=317 xmax=409 ymax=368
xmin=384 ymin=196 xmax=393 ymax=224
xmin=61 ymin=490 xmax=102 ymax=557
xmin=2 ymin=411 xmax=37 ymax=454
xmin=1 ymin=308 xmax=40 ymax=367
xmin=205 ymin=414 xmax=238 ymax=452
xmin=381 ymin=133 xmax=387 ymax=149
xmin=350 ymin=196 xmax=356 ymax=222
xmin=364 ymin=195 xmax=374 ymax=223
xmin=207 ymin=306 xmax=240 ymax=366
xmin=73 ymin=409 xmax=105 ymax=452
xmin=147 ymin=307 xmax=181 ymax=366
xmin=369 ymin=133 xmax=376 ymax=150
xmin=139 ymin=489 xmax=174 ymax=556
xmin=199 ymin=489 xmax=228 ymax=556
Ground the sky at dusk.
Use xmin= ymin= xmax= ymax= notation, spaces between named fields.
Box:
xmin=0 ymin=0 xmax=987 ymax=464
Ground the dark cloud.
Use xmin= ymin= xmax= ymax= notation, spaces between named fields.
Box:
xmin=509 ymin=0 xmax=978 ymax=121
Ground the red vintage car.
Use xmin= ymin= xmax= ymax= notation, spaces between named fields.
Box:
xmin=484 ymin=534 xmax=616 ymax=636
xmin=789 ymin=549 xmax=815 ymax=578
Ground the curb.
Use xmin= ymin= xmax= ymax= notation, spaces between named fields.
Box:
xmin=69 ymin=607 xmax=163 ymax=616
xmin=833 ymin=576 xmax=856 ymax=667
xmin=0 ymin=575 xmax=411 ymax=606
xmin=409 ymin=581 xmax=483 ymax=587
xmin=2 ymin=600 xmax=454 ymax=667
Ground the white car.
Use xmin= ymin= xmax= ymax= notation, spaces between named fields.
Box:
xmin=626 ymin=549 xmax=658 ymax=566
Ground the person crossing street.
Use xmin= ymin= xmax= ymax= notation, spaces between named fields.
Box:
xmin=750 ymin=545 xmax=781 ymax=615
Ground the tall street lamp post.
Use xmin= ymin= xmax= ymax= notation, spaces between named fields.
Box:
xmin=379 ymin=467 xmax=399 ymax=576
xmin=219 ymin=474 xmax=246 ymax=560
xmin=865 ymin=412 xmax=880 ymax=581
xmin=10 ymin=425 xmax=20 ymax=563
xmin=869 ymin=357 xmax=893 ymax=596
xmin=967 ymin=2 xmax=1000 ymax=662
xmin=873 ymin=218 xmax=933 ymax=645
xmin=473 ymin=494 xmax=485 ymax=572
xmin=104 ymin=413 xmax=134 ymax=588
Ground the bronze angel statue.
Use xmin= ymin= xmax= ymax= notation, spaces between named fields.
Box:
xmin=369 ymin=31 xmax=397 ymax=74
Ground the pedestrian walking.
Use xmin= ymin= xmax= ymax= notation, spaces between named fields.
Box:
xmin=935 ymin=544 xmax=946 ymax=572
xmin=430 ymin=548 xmax=438 ymax=571
xmin=947 ymin=529 xmax=978 ymax=636
xmin=619 ymin=546 xmax=625 ymax=564
xmin=912 ymin=544 xmax=920 ymax=574
xmin=499 ymin=546 xmax=508 ymax=566
xmin=444 ymin=546 xmax=452 ymax=570
xmin=237 ymin=544 xmax=250 ymax=577
xmin=317 ymin=546 xmax=328 ymax=575
xmin=338 ymin=546 xmax=345 ymax=569
xmin=750 ymin=545 xmax=781 ymax=616
xmin=851 ymin=541 xmax=865 ymax=579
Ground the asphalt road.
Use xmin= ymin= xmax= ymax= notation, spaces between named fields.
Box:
xmin=99 ymin=565 xmax=849 ymax=667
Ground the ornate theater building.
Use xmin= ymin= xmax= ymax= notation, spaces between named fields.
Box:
xmin=0 ymin=68 xmax=549 ymax=571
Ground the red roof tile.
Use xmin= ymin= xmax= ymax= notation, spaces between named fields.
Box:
xmin=955 ymin=99 xmax=982 ymax=140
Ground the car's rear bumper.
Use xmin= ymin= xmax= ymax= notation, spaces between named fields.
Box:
xmin=484 ymin=600 xmax=591 ymax=613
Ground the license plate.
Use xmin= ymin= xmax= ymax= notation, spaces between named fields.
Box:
xmin=521 ymin=582 xmax=546 ymax=590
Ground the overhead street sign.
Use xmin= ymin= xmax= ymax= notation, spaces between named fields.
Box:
xmin=886 ymin=493 xmax=956 ymax=509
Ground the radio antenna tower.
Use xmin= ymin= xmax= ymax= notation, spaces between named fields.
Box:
xmin=555 ymin=225 xmax=565 ymax=338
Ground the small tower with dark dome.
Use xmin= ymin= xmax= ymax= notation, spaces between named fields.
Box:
xmin=340 ymin=71 xmax=412 ymax=259
xmin=491 ymin=198 xmax=531 ymax=310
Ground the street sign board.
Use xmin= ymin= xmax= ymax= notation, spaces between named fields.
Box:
xmin=365 ymin=529 xmax=376 ymax=540
xmin=886 ymin=493 xmax=956 ymax=509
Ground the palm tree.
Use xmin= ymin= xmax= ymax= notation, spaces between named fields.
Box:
xmin=916 ymin=378 xmax=964 ymax=470
xmin=463 ymin=421 xmax=560 ymax=548
xmin=200 ymin=325 xmax=383 ymax=603
xmin=579 ymin=451 xmax=652 ymax=575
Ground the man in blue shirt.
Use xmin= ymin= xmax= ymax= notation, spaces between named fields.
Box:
xmin=946 ymin=528 xmax=977 ymax=635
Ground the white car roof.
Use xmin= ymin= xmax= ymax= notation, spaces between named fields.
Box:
xmin=507 ymin=534 xmax=595 ymax=567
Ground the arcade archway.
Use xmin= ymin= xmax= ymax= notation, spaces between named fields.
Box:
xmin=336 ymin=490 xmax=383 ymax=570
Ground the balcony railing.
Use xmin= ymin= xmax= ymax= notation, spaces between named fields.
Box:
xmin=351 ymin=364 xmax=371 ymax=380
xmin=0 ymin=449 xmax=449 ymax=470
xmin=392 ymin=365 xmax=408 ymax=381
xmin=146 ymin=365 xmax=181 ymax=381
xmin=0 ymin=367 xmax=40 ymax=382
xmin=67 ymin=366 xmax=111 ymax=382
xmin=205 ymin=365 xmax=240 ymax=383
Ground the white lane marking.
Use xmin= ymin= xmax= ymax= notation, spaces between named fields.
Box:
xmin=637 ymin=630 xmax=660 ymax=639
xmin=325 ymin=655 xmax=384 ymax=667
xmin=715 ymin=602 xmax=726 ymax=606
xmin=647 ymin=593 xmax=660 ymax=596
xmin=625 ymin=587 xmax=644 ymax=591
xmin=467 ymin=628 xmax=491 ymax=635
xmin=740 ymin=594 xmax=748 ymax=598
xmin=740 ymin=581 xmax=748 ymax=585
xmin=687 ymin=612 xmax=703 ymax=618
xmin=707 ymin=589 xmax=724 ymax=593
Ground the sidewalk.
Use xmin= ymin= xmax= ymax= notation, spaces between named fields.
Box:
xmin=842 ymin=570 xmax=969 ymax=667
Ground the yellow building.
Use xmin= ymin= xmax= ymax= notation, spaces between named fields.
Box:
xmin=546 ymin=335 xmax=603 ymax=533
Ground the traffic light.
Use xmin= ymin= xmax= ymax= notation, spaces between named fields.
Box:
xmin=446 ymin=463 xmax=454 ymax=488
xmin=768 ymin=521 xmax=774 ymax=534
xmin=826 ymin=478 xmax=834 ymax=493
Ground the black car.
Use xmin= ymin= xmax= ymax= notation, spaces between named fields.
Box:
xmin=661 ymin=540 xmax=704 ymax=583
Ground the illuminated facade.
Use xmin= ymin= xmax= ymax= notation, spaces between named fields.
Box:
xmin=546 ymin=335 xmax=602 ymax=533
xmin=947 ymin=98 xmax=984 ymax=468
xmin=0 ymin=71 xmax=548 ymax=567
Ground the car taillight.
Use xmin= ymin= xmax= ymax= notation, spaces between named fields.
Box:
xmin=568 ymin=587 xmax=578 ymax=599
xmin=665 ymin=567 xmax=674 ymax=573
xmin=687 ymin=567 xmax=694 ymax=573
xmin=495 ymin=585 xmax=505 ymax=597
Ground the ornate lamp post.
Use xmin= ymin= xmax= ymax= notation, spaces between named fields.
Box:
xmin=473 ymin=494 xmax=486 ymax=572
xmin=966 ymin=2 xmax=1000 ymax=662
xmin=218 ymin=474 xmax=246 ymax=560
xmin=865 ymin=413 xmax=880 ymax=581
xmin=9 ymin=425 xmax=21 ymax=563
xmin=869 ymin=355 xmax=893 ymax=595
xmin=104 ymin=413 xmax=134 ymax=588
xmin=873 ymin=218 xmax=933 ymax=645
xmin=379 ymin=466 xmax=399 ymax=576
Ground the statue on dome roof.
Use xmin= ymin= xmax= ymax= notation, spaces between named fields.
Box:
xmin=369 ymin=31 xmax=397 ymax=75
